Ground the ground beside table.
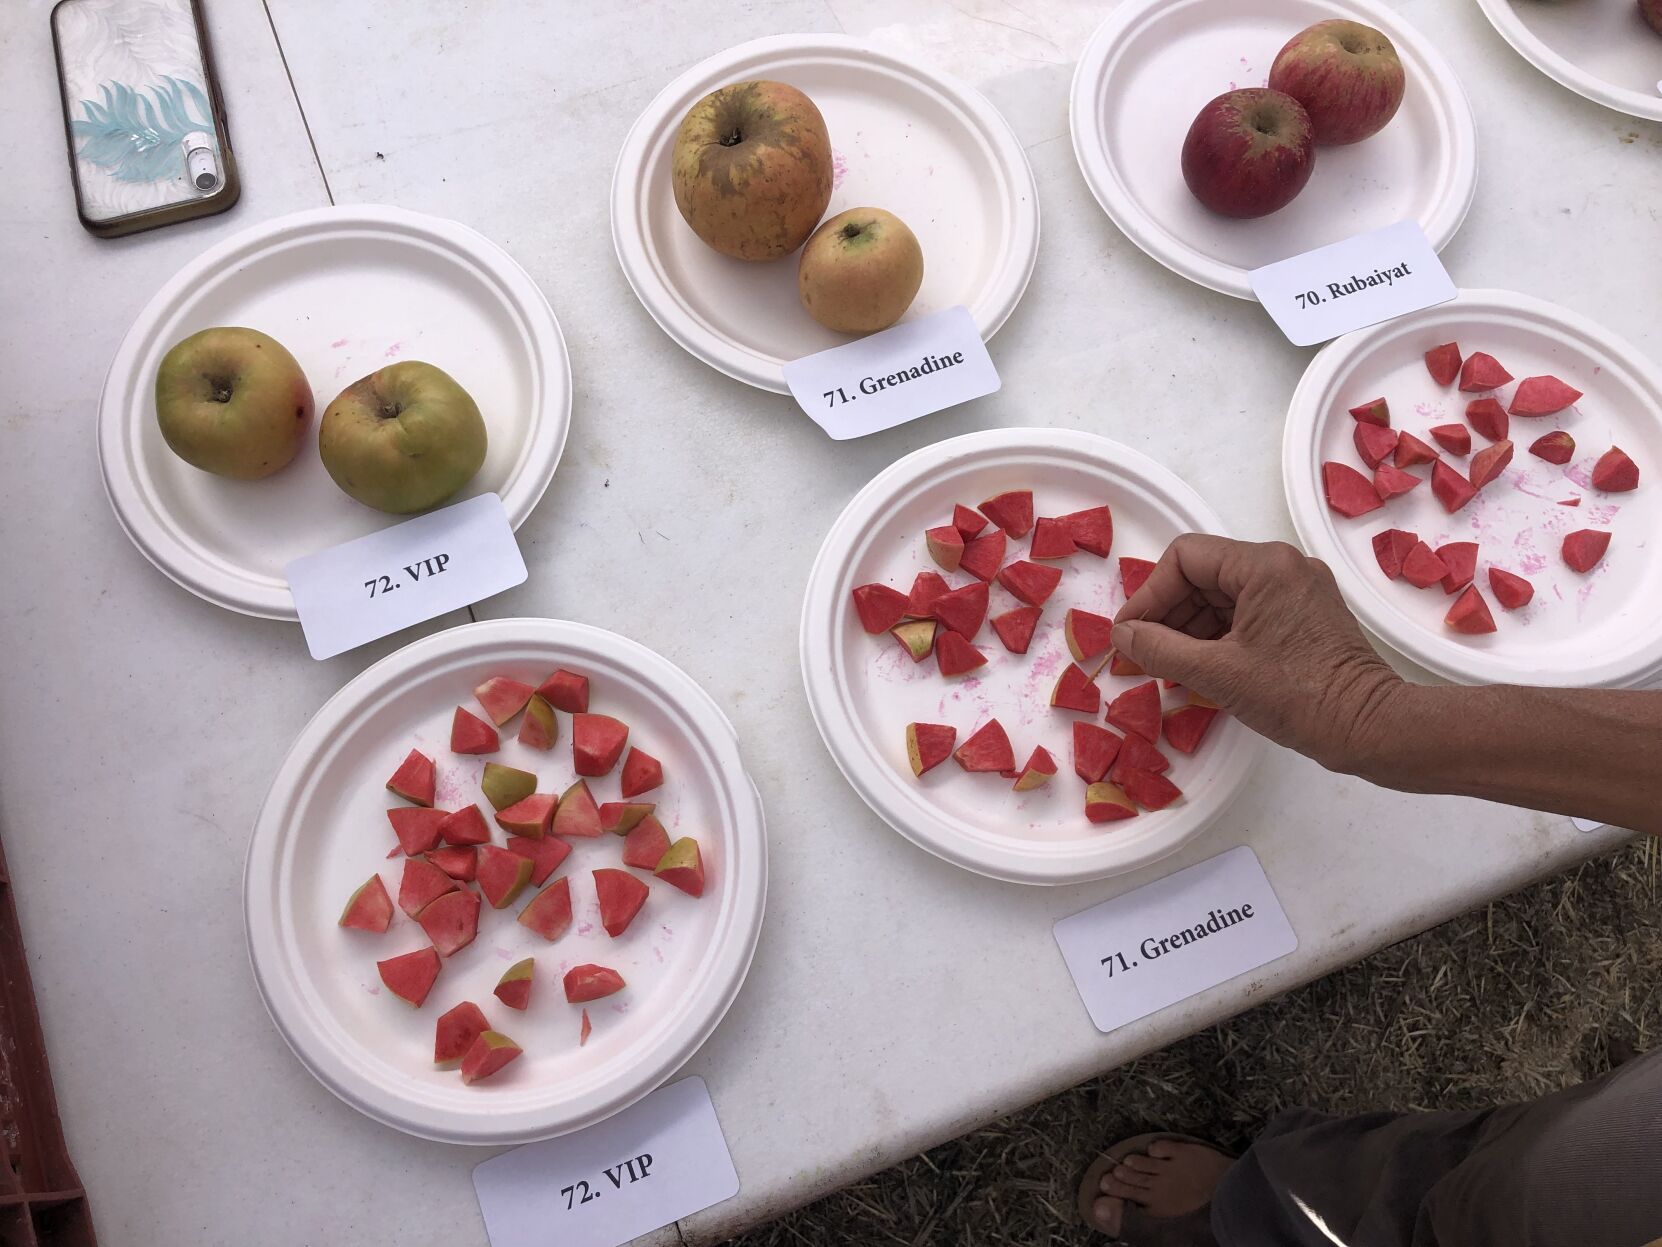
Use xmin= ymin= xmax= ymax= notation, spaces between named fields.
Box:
xmin=1 ymin=0 xmax=1656 ymax=1243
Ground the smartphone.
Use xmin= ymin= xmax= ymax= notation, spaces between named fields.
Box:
xmin=50 ymin=0 xmax=239 ymax=238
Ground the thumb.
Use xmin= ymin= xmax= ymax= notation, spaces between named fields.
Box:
xmin=1112 ymin=620 xmax=1234 ymax=700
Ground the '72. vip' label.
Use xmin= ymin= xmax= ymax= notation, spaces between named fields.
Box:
xmin=1249 ymin=219 xmax=1457 ymax=347
xmin=364 ymin=553 xmax=451 ymax=598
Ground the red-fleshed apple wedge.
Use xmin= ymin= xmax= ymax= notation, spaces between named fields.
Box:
xmin=1061 ymin=506 xmax=1114 ymax=557
xmin=388 ymin=807 xmax=449 ymax=856
xmin=496 ymin=793 xmax=556 ymax=838
xmin=398 ymin=857 xmax=457 ymax=918
xmin=481 ymin=762 xmax=536 ymax=811
xmin=1163 ymin=705 xmax=1220 ymax=755
xmin=1431 ymin=460 xmax=1477 ymax=513
xmin=595 ymin=868 xmax=649 ymax=937
xmin=417 ymin=888 xmax=481 ymax=957
xmin=450 ymin=707 xmax=499 ymax=755
xmin=1373 ymin=462 xmax=1420 ymax=502
xmin=1065 ymin=609 xmax=1116 ymax=663
xmin=935 ymin=629 xmax=987 ymax=677
xmin=563 ymin=964 xmax=625 ymax=1004
xmin=997 ymin=560 xmax=1063 ymax=607
xmin=1073 ymin=723 xmax=1122 ymax=783
xmin=1180 ymin=88 xmax=1314 ymax=218
xmin=622 ymin=816 xmax=672 ymax=871
xmin=620 ymin=748 xmax=663 ymax=799
xmin=1401 ymin=541 xmax=1449 ymax=590
xmin=1528 ymin=431 xmax=1574 ymax=465
xmin=1107 ymin=681 xmax=1161 ymax=744
xmin=474 ymin=676 xmax=534 ymax=726
xmin=1269 ymin=20 xmax=1404 ymax=145
xmin=1488 ymin=569 xmax=1534 ymax=610
xmin=990 ymin=606 xmax=1040 ymax=655
xmin=1459 ymin=352 xmax=1513 ymax=393
xmin=907 ymin=723 xmax=957 ymax=777
xmin=600 ymin=802 xmax=655 ymax=835
xmin=1393 ymin=433 xmax=1438 ymax=469
xmin=1562 ymin=529 xmax=1611 ymax=573
xmin=518 ymin=877 xmax=573 ymax=942
xmin=905 ymin=571 xmax=950 ymax=618
xmin=952 ymin=504 xmax=987 ymax=542
xmin=427 ymin=846 xmax=478 ymax=882
xmin=573 ymin=714 xmax=629 ymax=777
xmin=934 ymin=582 xmax=989 ymax=639
xmin=926 ymin=524 xmax=965 ymax=572
xmin=386 ymin=749 xmax=436 ymax=806
xmin=1372 ymin=528 xmax=1418 ymax=580
xmin=1118 ymin=768 xmax=1183 ymax=811
xmin=1435 ymin=542 xmax=1478 ymax=594
xmin=434 ymin=1001 xmax=490 ymax=1065
xmin=1051 ymin=663 xmax=1102 ymax=715
xmin=1353 ymin=423 xmax=1399 ymax=468
xmin=978 ymin=490 xmax=1034 ymax=538
xmin=1466 ymin=398 xmax=1507 ymax=443
xmin=959 ymin=529 xmax=1007 ymax=582
xmin=891 ymin=619 xmax=936 ymax=662
xmin=1113 ymin=732 xmax=1170 ymax=777
xmin=460 ymin=1031 xmax=521 ymax=1085
xmin=1592 ymin=447 xmax=1640 ymax=492
xmin=536 ymin=669 xmax=590 ymax=714
xmin=1348 ymin=397 xmax=1390 ymax=427
xmin=553 ymin=780 xmax=604 ymax=838
xmin=1429 ymin=425 xmax=1471 ymax=456
xmin=1012 ymin=747 xmax=1057 ymax=792
xmin=1445 ymin=586 xmax=1497 ymax=635
xmin=580 ymin=1010 xmax=592 ymax=1046
xmin=1085 ymin=782 xmax=1138 ymax=824
xmin=1322 ymin=462 xmax=1383 ymax=517
xmin=439 ymin=804 xmax=492 ymax=847
xmin=656 ymin=837 xmax=706 ymax=897
xmin=508 ymin=833 xmax=570 ymax=886
xmin=1105 ymin=651 xmax=1146 ymax=679
xmin=851 ymin=584 xmax=909 ymax=634
xmin=1119 ymin=558 xmax=1156 ymax=599
xmin=494 ymin=959 xmax=534 ymax=1011
xmin=1469 ymin=441 xmax=1513 ymax=490
xmin=1424 ymin=343 xmax=1462 ymax=386
xmin=1029 ymin=518 xmax=1077 ymax=560
xmin=477 ymin=845 xmax=533 ymax=909
xmin=518 ymin=695 xmax=557 ymax=750
xmin=1509 ymin=375 xmax=1582 ymax=416
xmin=378 ymin=947 xmax=441 ymax=1007
xmin=340 ymin=875 xmax=394 ymax=933
xmin=954 ymin=720 xmax=1014 ymax=773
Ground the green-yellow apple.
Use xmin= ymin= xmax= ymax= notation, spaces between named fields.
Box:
xmin=797 ymin=208 xmax=924 ymax=335
xmin=1181 ymin=89 xmax=1315 ymax=219
xmin=318 ymin=361 xmax=486 ymax=514
xmin=153 ymin=327 xmax=312 ymax=479
xmin=672 ymin=80 xmax=832 ymax=260
xmin=1268 ymin=20 xmax=1405 ymax=145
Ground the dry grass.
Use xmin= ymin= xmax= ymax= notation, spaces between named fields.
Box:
xmin=725 ymin=839 xmax=1660 ymax=1247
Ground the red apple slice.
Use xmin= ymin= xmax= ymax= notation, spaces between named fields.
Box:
xmin=434 ymin=1001 xmax=490 ymax=1064
xmin=1117 ymin=767 xmax=1183 ymax=811
xmin=507 ymin=834 xmax=571 ymax=886
xmin=518 ymin=877 xmax=573 ymax=941
xmin=1065 ymin=608 xmax=1116 ymax=663
xmin=1347 ymin=397 xmax=1390 ymax=427
xmin=477 ymin=845 xmax=533 ymax=909
xmin=417 ymin=888 xmax=481 ymax=956
xmin=1431 ymin=460 xmax=1477 ymax=513
xmin=997 ymin=560 xmax=1063 ymax=607
xmin=990 ymin=606 xmax=1041 ymax=654
xmin=655 ymin=837 xmax=706 ymax=897
xmin=1162 ymin=704 xmax=1219 ymax=755
xmin=1466 ymin=397 xmax=1507 ymax=443
xmin=339 ymin=876 xmax=393 ymax=933
xmin=553 ymin=780 xmax=603 ymax=838
xmin=952 ymin=503 xmax=988 ymax=541
xmin=536 ymin=668 xmax=589 ymax=713
xmin=904 ymin=571 xmax=951 ymax=618
xmin=1060 ymin=506 xmax=1114 ymax=557
xmin=378 ymin=947 xmax=441 ymax=1007
xmin=388 ymin=807 xmax=449 ymax=856
xmin=1591 ymin=447 xmax=1639 ymax=492
xmin=573 ymin=713 xmax=629 ymax=777
xmin=398 ymin=857 xmax=457 ymax=918
xmin=495 ymin=792 xmax=556 ymax=838
xmin=925 ymin=524 xmax=965 ymax=572
xmin=438 ymin=804 xmax=491 ymax=847
xmin=1050 ymin=663 xmax=1101 ymax=715
xmin=1528 ymin=431 xmax=1574 ymax=465
xmin=1445 ymin=585 xmax=1497 ymax=635
xmin=1353 ymin=423 xmax=1399 ymax=469
xmin=450 ymin=707 xmax=499 ymax=755
xmin=1322 ymin=462 xmax=1383 ymax=517
xmin=1509 ymin=375 xmax=1582 ymax=416
xmin=563 ymin=964 xmax=624 ymax=1003
xmin=1469 ymin=440 xmax=1513 ymax=490
xmin=934 ymin=630 xmax=987 ymax=677
xmin=934 ymin=582 xmax=989 ymax=638
xmin=1459 ymin=352 xmax=1513 ymax=392
xmin=621 ymin=816 xmax=672 ymax=870
xmin=1112 ymin=731 xmax=1170 ymax=778
xmin=1029 ymin=518 xmax=1077 ymax=560
xmin=1435 ymin=542 xmax=1478 ymax=594
xmin=959 ymin=529 xmax=1007 ymax=581
xmin=1393 ymin=432 xmax=1438 ymax=469
xmin=1011 ymin=746 xmax=1057 ymax=791
xmin=1562 ymin=529 xmax=1611 ymax=573
xmin=1085 ymin=781 xmax=1138 ymax=823
xmin=594 ymin=868 xmax=649 ymax=937
xmin=1119 ymin=557 xmax=1156 ymax=599
xmin=620 ymin=747 xmax=663 ymax=798
xmin=1371 ymin=528 xmax=1418 ymax=580
xmin=1400 ymin=541 xmax=1450 ymax=590
xmin=494 ymin=959 xmax=534 ymax=1011
xmin=851 ymin=583 xmax=909 ymax=634
xmin=1373 ymin=462 xmax=1421 ymax=502
xmin=1428 ymin=425 xmax=1470 ymax=456
xmin=385 ymin=749 xmax=435 ymax=807
xmin=1488 ymin=569 xmax=1534 ymax=610
xmin=427 ymin=846 xmax=478 ymax=882
xmin=1106 ymin=681 xmax=1161 ymax=744
xmin=474 ymin=676 xmax=534 ymax=727
xmin=1424 ymin=342 xmax=1462 ymax=386
xmin=907 ymin=723 xmax=957 ymax=776
xmin=978 ymin=490 xmax=1034 ymax=538
xmin=954 ymin=720 xmax=1014 ymax=773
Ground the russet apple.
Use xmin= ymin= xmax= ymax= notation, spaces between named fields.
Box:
xmin=153 ymin=327 xmax=312 ymax=479
xmin=1268 ymin=20 xmax=1405 ymax=145
xmin=1180 ymin=89 xmax=1315 ymax=219
xmin=797 ymin=207 xmax=923 ymax=335
xmin=319 ymin=361 xmax=486 ymax=514
xmin=672 ymin=80 xmax=832 ymax=260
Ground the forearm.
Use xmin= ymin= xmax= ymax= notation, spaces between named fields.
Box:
xmin=1356 ymin=684 xmax=1662 ymax=835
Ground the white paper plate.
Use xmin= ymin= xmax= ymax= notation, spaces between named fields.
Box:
xmin=611 ymin=35 xmax=1040 ymax=393
xmin=1069 ymin=0 xmax=1478 ymax=300
xmin=1475 ymin=0 xmax=1662 ymax=123
xmin=245 ymin=618 xmax=767 ymax=1144
xmin=99 ymin=206 xmax=572 ymax=620
xmin=800 ymin=429 xmax=1263 ymax=886
xmin=1283 ymin=289 xmax=1662 ymax=689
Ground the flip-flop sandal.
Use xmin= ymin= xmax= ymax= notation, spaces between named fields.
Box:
xmin=1076 ymin=1132 xmax=1234 ymax=1245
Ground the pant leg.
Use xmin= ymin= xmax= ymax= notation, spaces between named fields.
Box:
xmin=1211 ymin=1047 xmax=1662 ymax=1247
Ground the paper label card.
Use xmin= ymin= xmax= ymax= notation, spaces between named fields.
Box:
xmin=1249 ymin=219 xmax=1457 ymax=347
xmin=1054 ymin=846 xmax=1297 ymax=1034
xmin=782 ymin=305 xmax=1000 ymax=439
xmin=285 ymin=493 xmax=526 ymax=661
xmin=473 ymin=1077 xmax=738 ymax=1247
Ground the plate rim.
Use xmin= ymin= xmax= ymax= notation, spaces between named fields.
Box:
xmin=609 ymin=33 xmax=1041 ymax=394
xmin=1281 ymin=286 xmax=1662 ymax=689
xmin=1473 ymin=0 xmax=1662 ymax=124
xmin=243 ymin=617 xmax=768 ymax=1145
xmin=1068 ymin=0 xmax=1480 ymax=300
xmin=98 ymin=204 xmax=574 ymax=621
xmin=799 ymin=427 xmax=1264 ymax=886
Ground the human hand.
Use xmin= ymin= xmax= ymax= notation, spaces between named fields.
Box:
xmin=1111 ymin=535 xmax=1405 ymax=776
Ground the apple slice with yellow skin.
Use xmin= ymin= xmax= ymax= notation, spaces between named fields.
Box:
xmin=481 ymin=762 xmax=536 ymax=811
xmin=655 ymin=838 xmax=706 ymax=898
xmin=494 ymin=958 xmax=534 ymax=1011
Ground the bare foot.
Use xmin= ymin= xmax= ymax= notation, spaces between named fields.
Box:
xmin=1090 ymin=1138 xmax=1233 ymax=1244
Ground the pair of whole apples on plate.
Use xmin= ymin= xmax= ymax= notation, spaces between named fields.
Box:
xmin=1181 ymin=19 xmax=1407 ymax=219
xmin=154 ymin=329 xmax=485 ymax=514
xmin=672 ymin=80 xmax=923 ymax=336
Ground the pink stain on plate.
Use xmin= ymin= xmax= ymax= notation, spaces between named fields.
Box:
xmin=330 ymin=337 xmax=348 ymax=349
xmin=383 ymin=341 xmax=404 ymax=359
xmin=830 ymin=150 xmax=848 ymax=189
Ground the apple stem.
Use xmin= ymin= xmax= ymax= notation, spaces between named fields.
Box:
xmin=720 ymin=128 xmax=742 ymax=146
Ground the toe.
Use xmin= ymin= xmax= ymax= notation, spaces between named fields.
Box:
xmin=1113 ymin=1162 xmax=1156 ymax=1189
xmin=1091 ymin=1196 xmax=1123 ymax=1236
xmin=1102 ymin=1172 xmax=1151 ymax=1201
xmin=1122 ymin=1152 xmax=1166 ymax=1175
xmin=1148 ymin=1138 xmax=1181 ymax=1159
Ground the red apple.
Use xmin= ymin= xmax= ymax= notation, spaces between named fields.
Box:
xmin=1643 ymin=0 xmax=1662 ymax=35
xmin=1268 ymin=20 xmax=1405 ymax=145
xmin=1180 ymin=89 xmax=1316 ymax=219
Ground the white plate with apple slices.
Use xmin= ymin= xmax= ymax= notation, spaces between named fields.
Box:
xmin=1475 ymin=0 xmax=1662 ymax=123
xmin=99 ymin=205 xmax=572 ymax=620
xmin=246 ymin=617 xmax=768 ymax=1144
xmin=1282 ymin=288 xmax=1662 ymax=690
xmin=1069 ymin=0 xmax=1478 ymax=300
xmin=611 ymin=35 xmax=1040 ymax=394
xmin=799 ymin=429 xmax=1264 ymax=886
